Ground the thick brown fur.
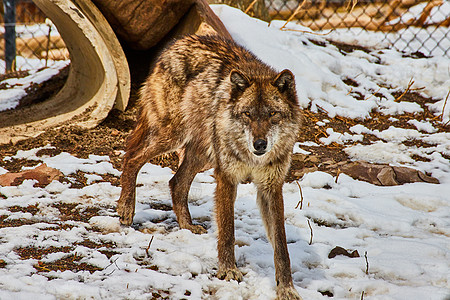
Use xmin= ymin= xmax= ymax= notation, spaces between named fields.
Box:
xmin=117 ymin=35 xmax=302 ymax=299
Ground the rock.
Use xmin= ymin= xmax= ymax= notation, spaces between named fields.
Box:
xmin=92 ymin=0 xmax=231 ymax=50
xmin=417 ymin=171 xmax=440 ymax=184
xmin=0 ymin=164 xmax=63 ymax=187
xmin=328 ymin=246 xmax=360 ymax=259
xmin=339 ymin=161 xmax=439 ymax=186
xmin=377 ymin=167 xmax=398 ymax=186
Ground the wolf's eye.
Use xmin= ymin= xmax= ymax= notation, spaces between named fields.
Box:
xmin=242 ymin=111 xmax=251 ymax=117
xmin=269 ymin=111 xmax=278 ymax=117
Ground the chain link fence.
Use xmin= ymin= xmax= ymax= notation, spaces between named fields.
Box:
xmin=1 ymin=0 xmax=68 ymax=73
xmin=1 ymin=0 xmax=449 ymax=74
xmin=266 ymin=0 xmax=450 ymax=57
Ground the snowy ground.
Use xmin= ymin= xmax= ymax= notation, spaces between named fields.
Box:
xmin=0 ymin=5 xmax=449 ymax=300
xmin=0 ymin=60 xmax=69 ymax=111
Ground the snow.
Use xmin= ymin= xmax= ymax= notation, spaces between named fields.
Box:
xmin=0 ymin=5 xmax=449 ymax=300
xmin=212 ymin=6 xmax=450 ymax=123
xmin=0 ymin=60 xmax=69 ymax=111
xmin=389 ymin=0 xmax=450 ymax=25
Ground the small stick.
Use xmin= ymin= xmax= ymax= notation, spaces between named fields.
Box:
xmin=315 ymin=104 xmax=329 ymax=114
xmin=45 ymin=18 xmax=52 ymax=68
xmin=395 ymin=78 xmax=414 ymax=102
xmin=280 ymin=0 xmax=306 ymax=30
xmin=145 ymin=236 xmax=154 ymax=257
xmin=365 ymin=87 xmax=382 ymax=101
xmin=294 ymin=181 xmax=304 ymax=210
xmin=335 ymin=168 xmax=341 ymax=183
xmin=436 ymin=90 xmax=450 ymax=122
xmin=361 ymin=291 xmax=365 ymax=300
xmin=346 ymin=87 xmax=353 ymax=96
xmin=280 ymin=28 xmax=334 ymax=36
xmin=307 ymin=219 xmax=313 ymax=245
xmin=347 ymin=0 xmax=358 ymax=14
xmin=105 ymin=257 xmax=121 ymax=270
xmin=364 ymin=251 xmax=369 ymax=275
xmin=244 ymin=0 xmax=257 ymax=14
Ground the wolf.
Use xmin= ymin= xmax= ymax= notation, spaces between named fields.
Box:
xmin=117 ymin=34 xmax=302 ymax=299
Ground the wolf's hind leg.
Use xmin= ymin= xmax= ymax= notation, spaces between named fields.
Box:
xmin=118 ymin=148 xmax=153 ymax=226
xmin=169 ymin=143 xmax=208 ymax=234
xmin=118 ymin=126 xmax=180 ymax=226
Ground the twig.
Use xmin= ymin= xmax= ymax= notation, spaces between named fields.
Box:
xmin=361 ymin=291 xmax=365 ymax=300
xmin=335 ymin=168 xmax=341 ymax=183
xmin=395 ymin=78 xmax=414 ymax=102
xmin=280 ymin=28 xmax=335 ymax=36
xmin=315 ymin=104 xmax=329 ymax=114
xmin=345 ymin=0 xmax=358 ymax=14
xmin=105 ymin=257 xmax=121 ymax=270
xmin=365 ymin=87 xmax=382 ymax=101
xmin=280 ymin=0 xmax=306 ymax=30
xmin=45 ymin=18 xmax=52 ymax=68
xmin=244 ymin=0 xmax=258 ymax=14
xmin=35 ymin=262 xmax=51 ymax=272
xmin=105 ymin=269 xmax=116 ymax=276
xmin=294 ymin=181 xmax=304 ymax=210
xmin=436 ymin=90 xmax=450 ymax=122
xmin=307 ymin=219 xmax=313 ymax=245
xmin=346 ymin=87 xmax=353 ymax=95
xmin=145 ymin=236 xmax=154 ymax=257
xmin=364 ymin=251 xmax=369 ymax=275
xmin=114 ymin=257 xmax=121 ymax=269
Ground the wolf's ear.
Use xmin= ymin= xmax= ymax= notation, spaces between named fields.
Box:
xmin=272 ymin=69 xmax=295 ymax=93
xmin=230 ymin=69 xmax=250 ymax=92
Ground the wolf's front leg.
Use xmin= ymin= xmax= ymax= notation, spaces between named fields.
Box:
xmin=257 ymin=184 xmax=302 ymax=300
xmin=214 ymin=170 xmax=243 ymax=282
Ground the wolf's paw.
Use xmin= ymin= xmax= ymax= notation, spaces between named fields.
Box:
xmin=276 ymin=285 xmax=302 ymax=300
xmin=182 ymin=224 xmax=207 ymax=234
xmin=117 ymin=203 xmax=134 ymax=226
xmin=217 ymin=266 xmax=243 ymax=282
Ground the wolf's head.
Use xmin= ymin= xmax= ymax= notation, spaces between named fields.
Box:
xmin=224 ymin=68 xmax=301 ymax=162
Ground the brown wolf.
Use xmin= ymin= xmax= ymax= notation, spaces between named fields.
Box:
xmin=117 ymin=35 xmax=302 ymax=299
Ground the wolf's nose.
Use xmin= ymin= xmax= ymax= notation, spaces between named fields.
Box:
xmin=254 ymin=139 xmax=267 ymax=152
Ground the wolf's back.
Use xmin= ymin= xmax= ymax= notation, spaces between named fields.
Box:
xmin=156 ymin=35 xmax=277 ymax=88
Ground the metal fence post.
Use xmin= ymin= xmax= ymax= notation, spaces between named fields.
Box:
xmin=4 ymin=0 xmax=17 ymax=72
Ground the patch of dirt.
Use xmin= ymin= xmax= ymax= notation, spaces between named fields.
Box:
xmin=17 ymin=66 xmax=70 ymax=109
xmin=0 ymin=205 xmax=41 ymax=228
xmin=0 ymin=215 xmax=36 ymax=228
xmin=0 ymin=70 xmax=30 ymax=84
xmin=16 ymin=246 xmax=72 ymax=260
xmin=328 ymin=40 xmax=372 ymax=55
xmin=8 ymin=204 xmax=40 ymax=215
xmin=34 ymin=254 xmax=103 ymax=274
xmin=52 ymin=202 xmax=108 ymax=223
xmin=0 ymin=158 xmax=41 ymax=173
